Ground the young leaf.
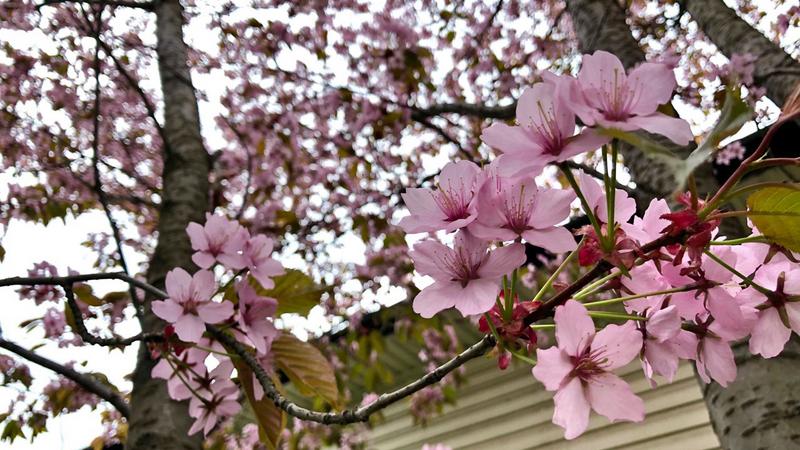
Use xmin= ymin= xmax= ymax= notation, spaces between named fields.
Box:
xmin=272 ymin=332 xmax=340 ymax=407
xmin=255 ymin=269 xmax=330 ymax=316
xmin=228 ymin=356 xmax=285 ymax=450
xmin=747 ymin=186 xmax=800 ymax=251
xmin=73 ymin=284 xmax=103 ymax=307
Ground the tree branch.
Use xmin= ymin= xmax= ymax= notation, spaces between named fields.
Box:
xmin=411 ymin=102 xmax=515 ymax=120
xmin=208 ymin=327 xmax=496 ymax=425
xmin=38 ymin=0 xmax=154 ymax=11
xmin=0 ymin=337 xmax=131 ymax=418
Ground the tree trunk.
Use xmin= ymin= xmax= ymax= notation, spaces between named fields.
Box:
xmin=682 ymin=0 xmax=800 ymax=108
xmin=126 ymin=0 xmax=210 ymax=448
xmin=565 ymin=1 xmax=800 ymax=449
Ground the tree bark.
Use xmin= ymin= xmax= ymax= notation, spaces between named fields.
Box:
xmin=682 ymin=0 xmax=800 ymax=108
xmin=126 ymin=0 xmax=209 ymax=449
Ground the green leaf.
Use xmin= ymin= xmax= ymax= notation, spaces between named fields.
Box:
xmin=747 ymin=186 xmax=800 ymax=251
xmin=101 ymin=291 xmax=129 ymax=304
xmin=73 ymin=284 xmax=103 ymax=307
xmin=1 ymin=421 xmax=24 ymax=443
xmin=0 ymin=244 xmax=5 ymax=262
xmin=272 ymin=332 xmax=340 ymax=407
xmin=227 ymin=356 xmax=285 ymax=450
xmin=256 ymin=270 xmax=330 ymax=316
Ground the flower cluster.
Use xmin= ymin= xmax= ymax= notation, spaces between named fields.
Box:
xmin=150 ymin=213 xmax=284 ymax=436
xmin=402 ymin=51 xmax=800 ymax=440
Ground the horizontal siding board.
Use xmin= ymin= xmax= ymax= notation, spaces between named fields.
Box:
xmin=368 ymin=360 xmax=719 ymax=450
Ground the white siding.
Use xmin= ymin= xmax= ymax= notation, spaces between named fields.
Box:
xmin=368 ymin=357 xmax=720 ymax=450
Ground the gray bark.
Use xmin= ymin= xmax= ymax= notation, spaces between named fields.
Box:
xmin=682 ymin=0 xmax=800 ymax=108
xmin=126 ymin=0 xmax=209 ymax=449
xmin=565 ymin=1 xmax=800 ymax=449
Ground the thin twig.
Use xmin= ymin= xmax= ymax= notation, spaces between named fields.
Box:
xmin=0 ymin=337 xmax=131 ymax=417
xmin=38 ymin=0 xmax=154 ymax=11
xmin=0 ymin=272 xmax=167 ymax=300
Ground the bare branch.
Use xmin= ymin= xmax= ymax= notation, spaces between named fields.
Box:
xmin=0 ymin=272 xmax=167 ymax=299
xmin=411 ymin=102 xmax=515 ymax=120
xmin=410 ymin=113 xmax=475 ymax=161
xmin=38 ymin=0 xmax=154 ymax=11
xmin=0 ymin=337 xmax=131 ymax=417
xmin=208 ymin=326 xmax=495 ymax=425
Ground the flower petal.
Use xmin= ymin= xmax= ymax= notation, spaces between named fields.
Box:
xmin=591 ymin=320 xmax=642 ymax=370
xmin=532 ymin=347 xmax=574 ymax=391
xmin=553 ymin=376 xmax=591 ymax=440
xmin=554 ymin=300 xmax=595 ymax=357
xmin=586 ymin=372 xmax=645 ymax=423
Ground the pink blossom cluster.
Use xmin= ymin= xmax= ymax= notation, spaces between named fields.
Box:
xmin=150 ymin=213 xmax=285 ymax=436
xmin=400 ymin=51 xmax=800 ymax=439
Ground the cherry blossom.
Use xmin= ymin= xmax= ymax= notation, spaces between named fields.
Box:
xmin=151 ymin=268 xmax=234 ymax=343
xmin=469 ymin=170 xmax=577 ymax=253
xmin=187 ymin=214 xmax=249 ymax=269
xmin=187 ymin=379 xmax=241 ymax=436
xmin=241 ymin=235 xmax=285 ymax=290
xmin=565 ymin=50 xmax=693 ymax=145
xmin=482 ymin=80 xmax=609 ymax=173
xmin=410 ymin=231 xmax=526 ymax=318
xmin=532 ymin=300 xmax=644 ymax=439
xmin=235 ymin=281 xmax=278 ymax=355
xmin=399 ymin=161 xmax=483 ymax=234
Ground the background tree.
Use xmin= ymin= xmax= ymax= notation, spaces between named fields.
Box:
xmin=0 ymin=0 xmax=797 ymax=449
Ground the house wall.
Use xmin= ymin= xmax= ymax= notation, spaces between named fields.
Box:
xmin=367 ymin=357 xmax=721 ymax=450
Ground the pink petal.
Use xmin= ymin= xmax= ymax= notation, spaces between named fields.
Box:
xmin=592 ymin=321 xmax=642 ymax=370
xmin=586 ymin=372 xmax=645 ymax=423
xmin=749 ymin=307 xmax=791 ymax=358
xmin=553 ymin=376 xmax=591 ymax=440
xmin=409 ymin=240 xmax=455 ymax=281
xmin=626 ymin=113 xmax=693 ymax=146
xmin=647 ymin=305 xmax=680 ymax=343
xmin=165 ymin=268 xmax=193 ymax=303
xmin=481 ymin=122 xmax=542 ymax=156
xmin=186 ymin=222 xmax=209 ymax=251
xmin=554 ymin=300 xmax=595 ymax=357
xmin=532 ymin=347 xmax=574 ymax=391
xmin=529 ymin=188 xmax=575 ymax=229
xmin=191 ymin=270 xmax=217 ymax=302
xmin=644 ymin=340 xmax=680 ymax=382
xmin=198 ymin=301 xmax=234 ymax=324
xmin=401 ymin=188 xmax=446 ymax=220
xmin=175 ymin=314 xmax=207 ymax=343
xmin=438 ymin=160 xmax=481 ymax=188
xmin=521 ymin=226 xmax=577 ymax=254
xmin=707 ymin=288 xmax=748 ymax=340
xmin=192 ymin=252 xmax=217 ymax=270
xmin=625 ymin=62 xmax=676 ymax=115
xmin=698 ymin=337 xmax=736 ymax=386
xmin=578 ymin=50 xmax=627 ymax=112
xmin=413 ymin=282 xmax=458 ymax=318
xmin=557 ymin=128 xmax=611 ymax=161
xmin=151 ymin=299 xmax=183 ymax=322
xmin=454 ymin=278 xmax=502 ymax=316
xmin=516 ymin=83 xmax=575 ymax=142
xmin=785 ymin=302 xmax=800 ymax=333
xmin=477 ymin=243 xmax=526 ymax=279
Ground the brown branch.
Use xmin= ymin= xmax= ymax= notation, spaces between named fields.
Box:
xmin=410 ymin=113 xmax=475 ymax=161
xmin=81 ymin=6 xmax=144 ymax=320
xmin=38 ymin=0 xmax=154 ymax=11
xmin=411 ymin=102 xmax=515 ymax=120
xmin=0 ymin=337 xmax=131 ymax=418
xmin=209 ymin=326 xmax=495 ymax=425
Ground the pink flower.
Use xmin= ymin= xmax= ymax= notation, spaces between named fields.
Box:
xmin=236 ymin=281 xmax=278 ymax=355
xmin=151 ymin=268 xmax=234 ymax=342
xmin=532 ymin=300 xmax=644 ymax=439
xmin=399 ymin=161 xmax=482 ymax=234
xmin=620 ymin=198 xmax=671 ymax=244
xmin=187 ymin=379 xmax=241 ymax=436
xmin=566 ymin=51 xmax=693 ymax=145
xmin=738 ymin=262 xmax=800 ymax=358
xmin=695 ymin=331 xmax=736 ymax=386
xmin=578 ymin=171 xmax=636 ymax=225
xmin=241 ymin=235 xmax=285 ymax=289
xmin=482 ymin=80 xmax=609 ymax=174
xmin=186 ymin=214 xmax=249 ymax=269
xmin=152 ymin=345 xmax=210 ymax=401
xmin=469 ymin=170 xmax=577 ymax=253
xmin=639 ymin=306 xmax=697 ymax=384
xmin=410 ymin=231 xmax=526 ymax=318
